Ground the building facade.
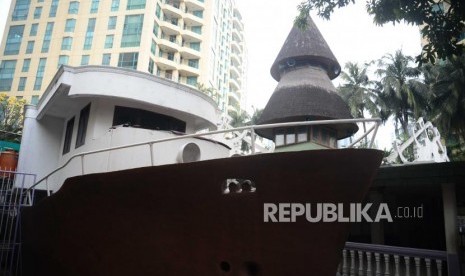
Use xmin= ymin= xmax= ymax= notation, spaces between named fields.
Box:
xmin=0 ymin=0 xmax=247 ymax=115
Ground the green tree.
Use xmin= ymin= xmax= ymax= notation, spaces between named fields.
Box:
xmin=229 ymin=110 xmax=250 ymax=127
xmin=373 ymin=50 xmax=429 ymax=135
xmin=338 ymin=62 xmax=377 ymax=138
xmin=0 ymin=93 xmax=26 ymax=143
xmin=422 ymin=53 xmax=465 ymax=160
xmin=296 ymin=0 xmax=465 ymax=63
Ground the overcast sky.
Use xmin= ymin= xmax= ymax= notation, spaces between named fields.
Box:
xmin=0 ymin=0 xmax=422 ymax=149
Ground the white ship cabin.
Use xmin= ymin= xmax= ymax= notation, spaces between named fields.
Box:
xmin=17 ymin=66 xmax=230 ymax=192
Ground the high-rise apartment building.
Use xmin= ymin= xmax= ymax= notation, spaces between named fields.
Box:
xmin=0 ymin=0 xmax=247 ymax=116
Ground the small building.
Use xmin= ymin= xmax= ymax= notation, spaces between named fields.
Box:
xmin=257 ymin=17 xmax=358 ymax=151
xmin=17 ymin=65 xmax=230 ymax=192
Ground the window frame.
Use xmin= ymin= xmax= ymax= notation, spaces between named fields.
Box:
xmin=75 ymin=103 xmax=91 ymax=148
xmin=63 ymin=117 xmax=75 ymax=154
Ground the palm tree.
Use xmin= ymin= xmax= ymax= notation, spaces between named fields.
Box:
xmin=229 ymin=110 xmax=249 ymax=127
xmin=422 ymin=53 xmax=465 ymax=160
xmin=338 ymin=62 xmax=377 ymax=138
xmin=374 ymin=50 xmax=429 ymax=135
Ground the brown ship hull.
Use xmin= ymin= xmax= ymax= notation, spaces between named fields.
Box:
xmin=22 ymin=149 xmax=383 ymax=275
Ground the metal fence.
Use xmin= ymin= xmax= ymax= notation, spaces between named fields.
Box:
xmin=0 ymin=170 xmax=36 ymax=276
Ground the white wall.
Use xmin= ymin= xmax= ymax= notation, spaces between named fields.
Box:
xmin=17 ymin=106 xmax=64 ymax=190
xmin=20 ymin=100 xmax=229 ymax=192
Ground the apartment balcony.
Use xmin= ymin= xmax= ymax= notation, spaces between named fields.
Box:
xmin=231 ymin=40 xmax=241 ymax=53
xmin=178 ymin=63 xmax=200 ymax=76
xmin=156 ymin=53 xmax=179 ymax=70
xmin=181 ymin=27 xmax=202 ymax=42
xmin=180 ymin=44 xmax=201 ymax=59
xmin=230 ymin=64 xmax=241 ymax=79
xmin=156 ymin=70 xmax=177 ymax=82
xmin=233 ymin=17 xmax=244 ymax=31
xmin=184 ymin=0 xmax=205 ymax=11
xmin=158 ymin=36 xmax=181 ymax=52
xmin=231 ymin=51 xmax=241 ymax=65
xmin=227 ymin=105 xmax=239 ymax=116
xmin=228 ymin=89 xmax=240 ymax=103
xmin=160 ymin=18 xmax=181 ymax=35
xmin=184 ymin=11 xmax=203 ymax=26
xmin=162 ymin=1 xmax=183 ymax=18
xmin=232 ymin=28 xmax=242 ymax=42
xmin=229 ymin=78 xmax=241 ymax=91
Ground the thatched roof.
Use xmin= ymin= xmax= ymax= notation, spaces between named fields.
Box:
xmin=256 ymin=67 xmax=358 ymax=139
xmin=270 ymin=16 xmax=341 ymax=81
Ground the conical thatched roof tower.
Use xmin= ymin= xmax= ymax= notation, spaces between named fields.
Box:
xmin=257 ymin=17 xmax=358 ymax=150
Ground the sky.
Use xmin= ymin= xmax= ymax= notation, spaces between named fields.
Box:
xmin=0 ymin=0 xmax=422 ymax=149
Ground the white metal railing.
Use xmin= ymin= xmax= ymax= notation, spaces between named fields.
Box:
xmin=26 ymin=118 xmax=381 ymax=195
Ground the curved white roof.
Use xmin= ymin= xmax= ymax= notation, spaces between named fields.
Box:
xmin=37 ymin=66 xmax=220 ymax=130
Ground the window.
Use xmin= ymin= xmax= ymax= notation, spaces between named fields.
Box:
xmin=286 ymin=132 xmax=295 ymax=144
xmin=150 ymin=40 xmax=156 ymax=55
xmin=90 ymin=0 xmax=99 ymax=13
xmin=186 ymin=76 xmax=197 ymax=86
xmin=108 ymin=16 xmax=117 ymax=30
xmin=111 ymin=0 xmax=119 ymax=11
xmin=30 ymin=23 xmax=38 ymax=36
xmin=432 ymin=3 xmax=444 ymax=13
xmin=58 ymin=55 xmax=69 ymax=68
xmin=102 ymin=54 xmax=111 ymax=65
xmin=18 ymin=77 xmax=26 ymax=91
xmin=61 ymin=37 xmax=72 ymax=50
xmin=155 ymin=3 xmax=161 ymax=18
xmin=191 ymin=26 xmax=201 ymax=34
xmin=297 ymin=127 xmax=308 ymax=142
xmin=121 ymin=14 xmax=143 ymax=47
xmin=33 ymin=7 xmax=42 ymax=19
xmin=4 ymin=25 xmax=25 ymax=55
xmin=127 ymin=0 xmax=145 ymax=10
xmin=65 ymin=19 xmax=76 ymax=32
xmin=41 ymin=22 xmax=54 ymax=53
xmin=31 ymin=95 xmax=39 ymax=105
xmin=75 ymin=104 xmax=90 ymax=148
xmin=152 ymin=22 xmax=159 ymax=37
xmin=83 ymin=18 xmax=96 ymax=50
xmin=0 ymin=61 xmax=17 ymax=91
xmin=148 ymin=58 xmax=154 ymax=74
xmin=193 ymin=10 xmax=203 ymax=18
xmin=188 ymin=59 xmax=199 ymax=68
xmin=12 ymin=0 xmax=30 ymax=21
xmin=104 ymin=35 xmax=114 ymax=49
xmin=117 ymin=52 xmax=138 ymax=69
xmin=113 ymin=106 xmax=186 ymax=132
xmin=190 ymin=42 xmax=200 ymax=51
xmin=63 ymin=117 xmax=75 ymax=154
xmin=33 ymin=58 xmax=46 ymax=90
xmin=26 ymin=41 xmax=34 ymax=54
xmin=22 ymin=59 xmax=30 ymax=72
xmin=49 ymin=0 xmax=59 ymax=17
xmin=275 ymin=129 xmax=285 ymax=147
xmin=68 ymin=1 xmax=79 ymax=14
xmin=81 ymin=55 xmax=89 ymax=65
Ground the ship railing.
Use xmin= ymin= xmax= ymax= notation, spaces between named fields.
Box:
xmin=337 ymin=242 xmax=447 ymax=276
xmin=0 ymin=170 xmax=37 ymax=275
xmin=25 ymin=118 xmax=382 ymax=198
